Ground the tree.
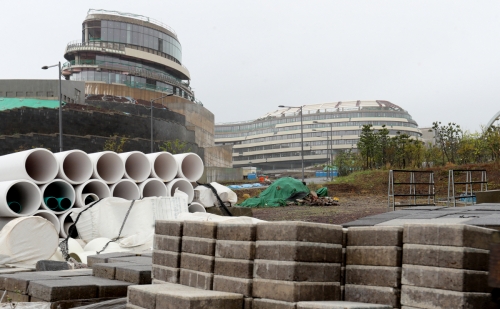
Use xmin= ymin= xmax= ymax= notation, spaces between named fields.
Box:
xmin=432 ymin=121 xmax=462 ymax=164
xmin=357 ymin=125 xmax=377 ymax=169
xmin=103 ymin=137 xmax=128 ymax=153
xmin=159 ymin=139 xmax=192 ymax=154
xmin=334 ymin=149 xmax=358 ymax=176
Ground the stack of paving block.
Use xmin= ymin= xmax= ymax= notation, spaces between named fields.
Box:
xmin=212 ymin=223 xmax=256 ymax=308
xmin=179 ymin=221 xmax=218 ymax=290
xmin=401 ymin=224 xmax=494 ymax=309
xmin=252 ymin=221 xmax=343 ymax=309
xmin=341 ymin=228 xmax=347 ymax=300
xmin=89 ymin=252 xmax=153 ymax=285
xmin=151 ymin=220 xmax=183 ymax=284
xmin=344 ymin=226 xmax=403 ymax=308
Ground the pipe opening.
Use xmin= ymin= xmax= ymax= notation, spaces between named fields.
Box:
xmin=63 ymin=216 xmax=78 ymax=238
xmin=57 ymin=197 xmax=72 ymax=210
xmin=124 ymin=152 xmax=150 ymax=182
xmin=8 ymin=201 xmax=22 ymax=213
xmin=95 ymin=152 xmax=125 ymax=183
xmin=84 ymin=194 xmax=98 ymax=205
xmin=152 ymin=153 xmax=177 ymax=181
xmin=5 ymin=182 xmax=41 ymax=215
xmin=75 ymin=180 xmax=110 ymax=208
xmin=25 ymin=149 xmax=58 ymax=183
xmin=62 ymin=151 xmax=93 ymax=184
xmin=111 ymin=180 xmax=140 ymax=200
xmin=180 ymin=154 xmax=204 ymax=182
xmin=140 ymin=179 xmax=168 ymax=197
xmin=44 ymin=197 xmax=58 ymax=210
xmin=188 ymin=203 xmax=206 ymax=213
xmin=167 ymin=179 xmax=194 ymax=203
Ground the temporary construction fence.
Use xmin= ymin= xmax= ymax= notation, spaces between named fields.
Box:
xmin=238 ymin=177 xmax=310 ymax=207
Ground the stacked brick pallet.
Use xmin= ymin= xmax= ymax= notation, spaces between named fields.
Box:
xmin=151 ymin=220 xmax=183 ymax=284
xmin=90 ymin=252 xmax=153 ymax=285
xmin=252 ymin=221 xmax=343 ymax=308
xmin=212 ymin=223 xmax=256 ymax=308
xmin=344 ymin=227 xmax=403 ymax=308
xmin=341 ymin=228 xmax=347 ymax=300
xmin=401 ymin=224 xmax=493 ymax=309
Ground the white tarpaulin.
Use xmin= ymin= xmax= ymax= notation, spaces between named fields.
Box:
xmin=193 ymin=183 xmax=238 ymax=207
xmin=176 ymin=212 xmax=264 ymax=224
xmin=71 ymin=197 xmax=189 ymax=246
xmin=0 ymin=217 xmax=59 ymax=266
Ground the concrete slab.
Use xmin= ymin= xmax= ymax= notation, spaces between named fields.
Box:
xmin=297 ymin=301 xmax=392 ymax=309
xmin=347 ymin=227 xmax=403 ymax=247
xmin=344 ymin=284 xmax=400 ymax=308
xmin=182 ymin=221 xmax=217 ymax=239
xmin=217 ymin=223 xmax=257 ymax=241
xmin=153 ymin=235 xmax=181 ymax=252
xmin=114 ymin=264 xmax=152 ymax=284
xmin=401 ymin=285 xmax=491 ymax=309
xmin=155 ymin=220 xmax=183 ymax=237
xmin=341 ymin=221 xmax=379 ymax=228
xmin=346 ymin=246 xmax=402 ymax=267
xmin=181 ymin=236 xmax=216 ymax=256
xmin=345 ymin=265 xmax=401 ymax=288
xmin=464 ymin=214 xmax=500 ymax=229
xmin=69 ymin=276 xmax=131 ymax=298
xmin=253 ymin=260 xmax=340 ymax=282
xmin=256 ymin=241 xmax=342 ymax=263
xmin=252 ymin=279 xmax=341 ymax=302
xmin=376 ymin=218 xmax=471 ymax=226
xmin=256 ymin=222 xmax=343 ymax=244
xmin=0 ymin=273 xmax=69 ymax=294
xmin=27 ymin=278 xmax=97 ymax=302
xmin=402 ymin=244 xmax=489 ymax=271
xmin=216 ymin=240 xmax=256 ymax=260
xmin=403 ymin=224 xmax=496 ymax=250
xmin=213 ymin=275 xmax=253 ymax=297
xmin=215 ymin=258 xmax=254 ymax=279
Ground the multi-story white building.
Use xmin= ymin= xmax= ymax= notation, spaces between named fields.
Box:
xmin=215 ymin=100 xmax=421 ymax=170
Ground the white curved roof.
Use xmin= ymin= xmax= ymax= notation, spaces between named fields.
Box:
xmin=260 ymin=100 xmax=405 ymax=119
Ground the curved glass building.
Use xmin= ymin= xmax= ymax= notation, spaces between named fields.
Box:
xmin=62 ymin=9 xmax=194 ymax=102
xmin=215 ymin=100 xmax=422 ymax=169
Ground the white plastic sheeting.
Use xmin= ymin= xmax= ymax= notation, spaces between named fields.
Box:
xmin=71 ymin=197 xmax=188 ymax=246
xmin=0 ymin=217 xmax=58 ymax=265
xmin=176 ymin=212 xmax=264 ymax=224
xmin=193 ymin=182 xmax=238 ymax=207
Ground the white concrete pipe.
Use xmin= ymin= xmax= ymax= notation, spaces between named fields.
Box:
xmin=33 ymin=210 xmax=61 ymax=235
xmin=166 ymin=178 xmax=194 ymax=203
xmin=188 ymin=202 xmax=206 ymax=213
xmin=139 ymin=178 xmax=168 ymax=198
xmin=0 ymin=148 xmax=58 ymax=184
xmin=173 ymin=153 xmax=204 ymax=182
xmin=119 ymin=151 xmax=151 ymax=183
xmin=53 ymin=150 xmax=93 ymax=185
xmin=146 ymin=152 xmax=177 ymax=182
xmin=81 ymin=193 xmax=99 ymax=206
xmin=88 ymin=151 xmax=125 ymax=184
xmin=39 ymin=179 xmax=76 ymax=214
xmin=110 ymin=179 xmax=140 ymax=200
xmin=74 ymin=179 xmax=111 ymax=208
xmin=58 ymin=210 xmax=79 ymax=238
xmin=0 ymin=180 xmax=42 ymax=217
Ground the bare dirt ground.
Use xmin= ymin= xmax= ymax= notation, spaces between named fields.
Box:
xmin=249 ymin=192 xmax=388 ymax=224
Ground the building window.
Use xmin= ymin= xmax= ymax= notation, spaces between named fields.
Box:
xmin=26 ymin=92 xmax=33 ymax=97
xmin=16 ymin=92 xmax=24 ymax=97
xmin=6 ymin=92 xmax=14 ymax=97
xmin=47 ymin=91 xmax=54 ymax=97
xmin=36 ymin=91 xmax=44 ymax=97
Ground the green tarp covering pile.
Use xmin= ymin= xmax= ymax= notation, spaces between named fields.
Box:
xmin=0 ymin=98 xmax=61 ymax=111
xmin=316 ymin=187 xmax=328 ymax=197
xmin=238 ymin=177 xmax=310 ymax=208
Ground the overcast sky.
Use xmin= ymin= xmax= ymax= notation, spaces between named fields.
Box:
xmin=1 ymin=1 xmax=499 ymax=132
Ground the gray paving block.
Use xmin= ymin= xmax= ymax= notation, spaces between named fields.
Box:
xmin=244 ymin=297 xmax=253 ymax=309
xmin=344 ymin=284 xmax=400 ymax=308
xmin=35 ymin=260 xmax=71 ymax=271
xmin=152 ymin=265 xmax=179 ymax=283
xmin=216 ymin=240 xmax=256 ymax=260
xmin=153 ymin=235 xmax=181 ymax=252
xmin=27 ymin=278 xmax=97 ymax=301
xmin=257 ymin=221 xmax=343 ymax=244
xmin=181 ymin=236 xmax=216 ymax=256
xmin=0 ymin=273 xmax=69 ymax=294
xmin=252 ymin=279 xmax=341 ymax=302
xmin=297 ymin=301 xmax=392 ymax=308
xmin=217 ymin=223 xmax=257 ymax=241
xmin=69 ymin=276 xmax=131 ymax=298
xmin=401 ymin=264 xmax=489 ymax=292
xmin=86 ymin=252 xmax=137 ymax=267
xmin=0 ymin=290 xmax=30 ymax=302
xmin=346 ymin=246 xmax=402 ymax=267
xmin=179 ymin=268 xmax=214 ymax=290
xmin=108 ymin=256 xmax=152 ymax=265
xmin=341 ymin=220 xmax=379 ymax=228
xmin=399 ymin=211 xmax=464 ymax=219
xmin=92 ymin=262 xmax=133 ymax=280
xmin=403 ymin=224 xmax=496 ymax=249
xmin=152 ymin=250 xmax=180 ymax=268
xmin=345 ymin=265 xmax=401 ymax=288
xmin=253 ymin=260 xmax=340 ymax=282
xmin=377 ymin=218 xmax=471 ymax=226
xmin=400 ymin=206 xmax=446 ymax=211
xmin=342 ymin=228 xmax=348 ymax=247
xmin=182 ymin=221 xmax=217 ymax=239
xmin=36 ymin=269 xmax=94 ymax=277
xmin=402 ymin=244 xmax=489 ymax=271
xmin=180 ymin=252 xmax=215 ymax=273
xmin=214 ymin=258 xmax=254 ymax=279
xmin=256 ymin=241 xmax=342 ymax=263
xmin=464 ymin=214 xmax=500 ymax=229
xmin=347 ymin=226 xmax=403 ymax=247
xmin=115 ymin=264 xmax=152 ymax=284
xmin=155 ymin=220 xmax=183 ymax=237
xmin=213 ymin=275 xmax=253 ymax=297
xmin=401 ymin=285 xmax=491 ymax=309
xmin=253 ymin=298 xmax=297 ymax=309
xmin=128 ymin=284 xmax=181 ymax=309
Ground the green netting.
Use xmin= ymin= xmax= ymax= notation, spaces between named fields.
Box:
xmin=238 ymin=177 xmax=310 ymax=208
xmin=0 ymin=98 xmax=61 ymax=111
xmin=316 ymin=187 xmax=328 ymax=197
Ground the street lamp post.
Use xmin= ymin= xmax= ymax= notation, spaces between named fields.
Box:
xmin=279 ymin=105 xmax=304 ymax=183
xmin=150 ymin=93 xmax=174 ymax=153
xmin=42 ymin=62 xmax=63 ymax=152
xmin=314 ymin=121 xmax=334 ymax=181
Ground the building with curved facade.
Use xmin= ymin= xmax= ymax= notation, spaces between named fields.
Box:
xmin=215 ymin=100 xmax=422 ymax=170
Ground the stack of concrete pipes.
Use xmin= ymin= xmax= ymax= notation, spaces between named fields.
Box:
xmin=0 ymin=148 xmax=204 ymax=239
